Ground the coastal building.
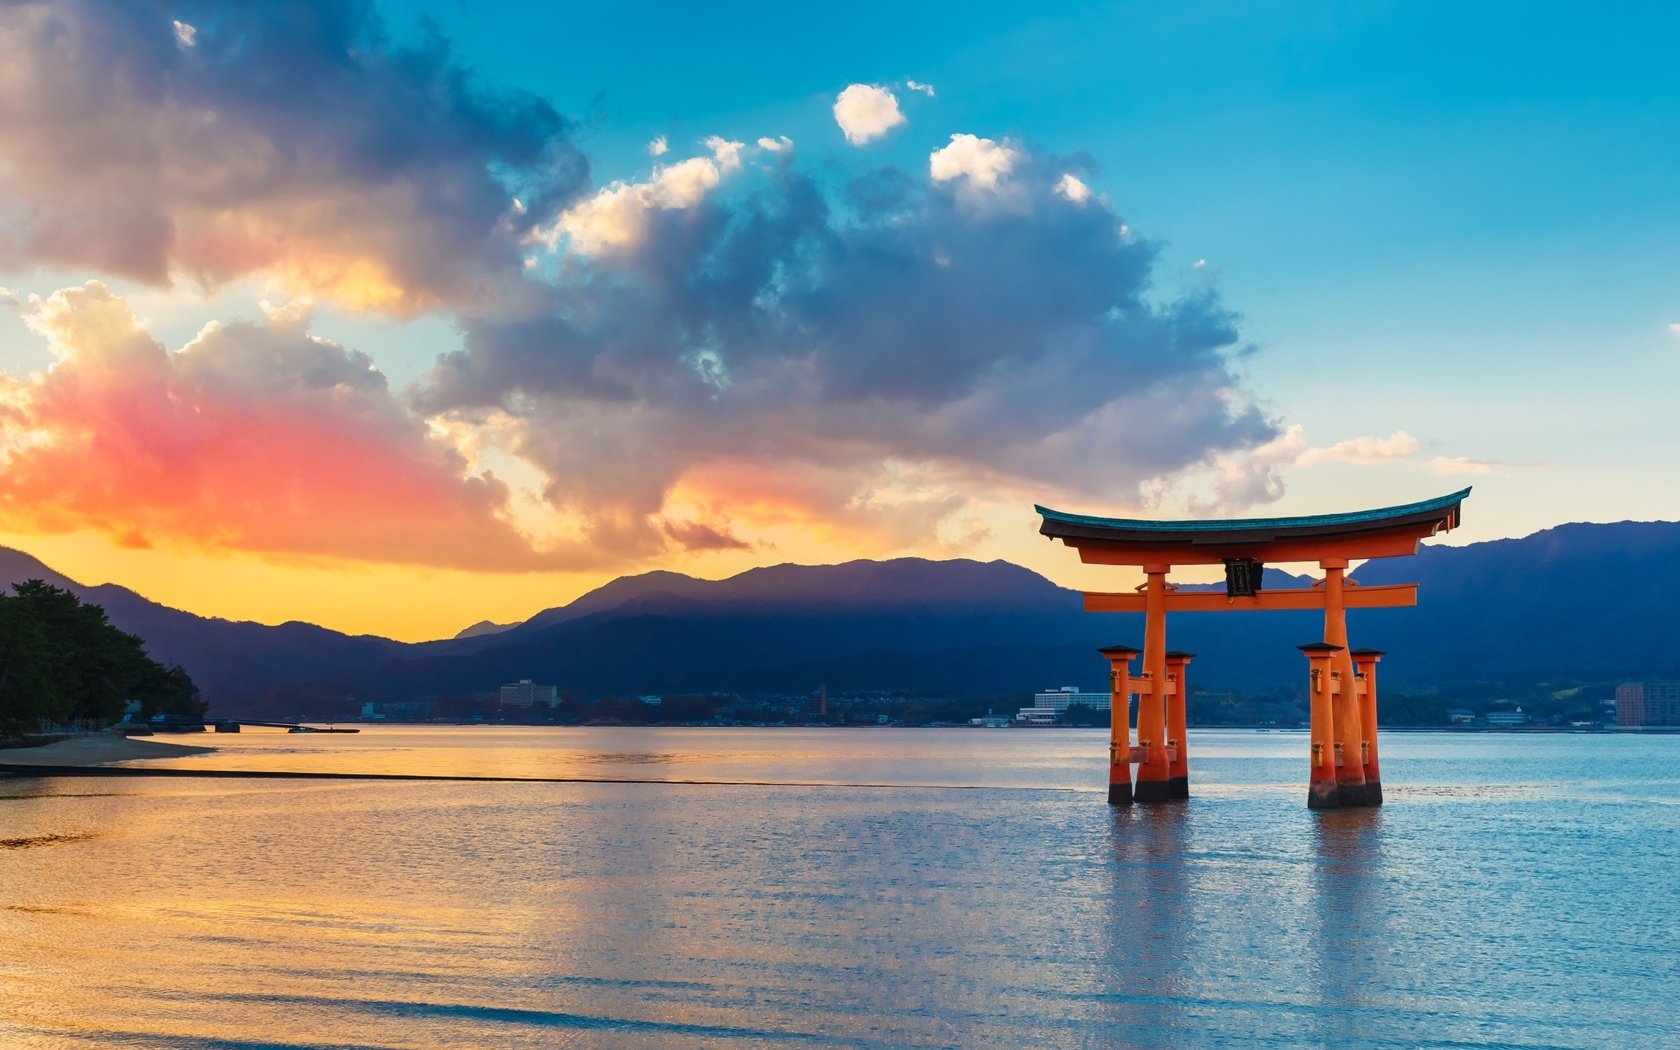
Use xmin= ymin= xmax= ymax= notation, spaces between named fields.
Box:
xmin=1484 ymin=708 xmax=1529 ymax=726
xmin=1014 ymin=686 xmax=1112 ymax=725
xmin=1645 ymin=681 xmax=1680 ymax=725
xmin=1447 ymin=708 xmax=1475 ymax=725
xmin=1615 ymin=682 xmax=1645 ymax=727
xmin=500 ymin=679 xmax=560 ymax=708
xmin=1617 ymin=681 xmax=1680 ymax=727
xmin=1032 ymin=686 xmax=1111 ymax=713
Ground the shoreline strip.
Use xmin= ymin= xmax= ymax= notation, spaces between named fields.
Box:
xmin=0 ymin=762 xmax=1079 ymax=791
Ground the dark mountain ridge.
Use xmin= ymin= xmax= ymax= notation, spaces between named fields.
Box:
xmin=0 ymin=547 xmax=408 ymax=701
xmin=6 ymin=520 xmax=1679 ymax=714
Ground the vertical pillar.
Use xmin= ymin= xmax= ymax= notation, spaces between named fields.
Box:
xmin=1164 ymin=651 xmax=1194 ymax=799
xmin=1299 ymin=643 xmax=1342 ymax=809
xmin=1320 ymin=560 xmax=1370 ymax=807
xmin=1098 ymin=645 xmax=1141 ymax=805
xmin=1134 ymin=565 xmax=1173 ymax=803
xmin=1351 ymin=649 xmax=1385 ymax=806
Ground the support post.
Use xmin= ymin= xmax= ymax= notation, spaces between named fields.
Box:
xmin=1351 ymin=649 xmax=1385 ymax=806
xmin=1320 ymin=561 xmax=1370 ymax=807
xmin=1098 ymin=644 xmax=1141 ymax=805
xmin=1164 ymin=651 xmax=1194 ymax=799
xmin=1134 ymin=565 xmax=1173 ymax=803
xmin=1300 ymin=643 xmax=1342 ymax=809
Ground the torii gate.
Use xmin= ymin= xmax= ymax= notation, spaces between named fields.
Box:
xmin=1035 ymin=488 xmax=1470 ymax=809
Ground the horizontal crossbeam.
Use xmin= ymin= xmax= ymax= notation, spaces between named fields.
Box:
xmin=1083 ymin=583 xmax=1418 ymax=614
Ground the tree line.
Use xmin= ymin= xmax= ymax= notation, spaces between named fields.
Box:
xmin=0 ymin=580 xmax=204 ymax=736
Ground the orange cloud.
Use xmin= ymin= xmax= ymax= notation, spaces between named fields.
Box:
xmin=0 ymin=283 xmax=560 ymax=570
xmin=668 ymin=459 xmax=964 ymax=556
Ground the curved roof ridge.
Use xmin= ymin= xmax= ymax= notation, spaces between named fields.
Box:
xmin=1036 ymin=488 xmax=1471 ymax=535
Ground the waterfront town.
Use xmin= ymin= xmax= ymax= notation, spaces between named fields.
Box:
xmin=332 ymin=678 xmax=1680 ymax=731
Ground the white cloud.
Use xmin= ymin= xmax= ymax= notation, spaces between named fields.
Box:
xmin=1427 ymin=456 xmax=1501 ymax=476
xmin=648 ymin=135 xmax=668 ymax=157
xmin=704 ymin=136 xmax=745 ymax=171
xmin=1184 ymin=427 xmax=1439 ymax=513
xmin=757 ymin=135 xmax=794 ymax=153
xmin=1054 ymin=173 xmax=1091 ymax=203
xmin=542 ymin=155 xmax=725 ymax=255
xmin=172 ymin=19 xmax=196 ymax=48
xmin=1189 ymin=425 xmax=1307 ymax=513
xmin=1298 ymin=430 xmax=1420 ymax=466
xmin=647 ymin=158 xmax=724 ymax=205
xmin=833 ymin=84 xmax=906 ymax=146
xmin=929 ymin=134 xmax=1021 ymax=191
xmin=1668 ymin=322 xmax=1680 ymax=336
xmin=256 ymin=296 xmax=314 ymax=329
xmin=906 ymin=80 xmax=936 ymax=97
xmin=1192 ymin=258 xmax=1207 ymax=269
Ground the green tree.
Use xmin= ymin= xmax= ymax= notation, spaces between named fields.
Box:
xmin=0 ymin=592 xmax=59 ymax=733
xmin=0 ymin=580 xmax=203 ymax=734
xmin=1059 ymin=703 xmax=1110 ymax=727
xmin=134 ymin=662 xmax=207 ymax=720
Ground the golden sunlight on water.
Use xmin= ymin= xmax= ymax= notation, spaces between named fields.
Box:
xmin=2 ymin=728 xmax=1677 ymax=1047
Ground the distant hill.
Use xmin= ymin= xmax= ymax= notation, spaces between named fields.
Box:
xmin=334 ymin=525 xmax=1680 ymax=701
xmin=340 ymin=557 xmax=1099 ymax=702
xmin=7 ymin=520 xmax=1680 ymax=714
xmin=0 ymin=547 xmax=408 ymax=707
xmin=453 ymin=619 xmax=517 ymax=640
xmin=1349 ymin=520 xmax=1680 ymax=683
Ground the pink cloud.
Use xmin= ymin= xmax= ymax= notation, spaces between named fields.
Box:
xmin=0 ymin=282 xmax=566 ymax=570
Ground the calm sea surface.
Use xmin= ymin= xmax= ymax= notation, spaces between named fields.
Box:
xmin=2 ymin=727 xmax=1677 ymax=1049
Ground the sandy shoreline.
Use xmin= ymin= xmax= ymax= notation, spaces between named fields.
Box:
xmin=0 ymin=734 xmax=218 ymax=767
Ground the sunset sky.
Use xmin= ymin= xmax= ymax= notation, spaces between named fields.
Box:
xmin=2 ymin=0 xmax=1676 ymax=640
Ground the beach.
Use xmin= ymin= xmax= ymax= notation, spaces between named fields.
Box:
xmin=0 ymin=733 xmax=216 ymax=767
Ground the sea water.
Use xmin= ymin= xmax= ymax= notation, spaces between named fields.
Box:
xmin=2 ymin=727 xmax=1676 ymax=1048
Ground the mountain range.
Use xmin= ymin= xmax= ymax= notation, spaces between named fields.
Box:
xmin=4 ymin=519 xmax=1678 ymax=716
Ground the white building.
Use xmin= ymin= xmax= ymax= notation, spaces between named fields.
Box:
xmin=500 ymin=679 xmax=560 ymax=708
xmin=1031 ymin=686 xmax=1111 ymax=713
xmin=1015 ymin=686 xmax=1114 ymax=724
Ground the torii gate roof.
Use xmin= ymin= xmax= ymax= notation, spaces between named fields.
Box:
xmin=1036 ymin=487 xmax=1470 ymax=566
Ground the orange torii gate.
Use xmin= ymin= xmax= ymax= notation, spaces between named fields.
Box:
xmin=1036 ymin=489 xmax=1470 ymax=809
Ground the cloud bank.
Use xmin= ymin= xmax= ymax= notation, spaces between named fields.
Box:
xmin=0 ymin=0 xmax=585 ymax=312
xmin=0 ymin=4 xmax=1302 ymax=571
xmin=420 ymin=136 xmax=1276 ymax=559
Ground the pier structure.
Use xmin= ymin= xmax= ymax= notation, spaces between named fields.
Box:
xmin=1038 ymin=489 xmax=1469 ymax=808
